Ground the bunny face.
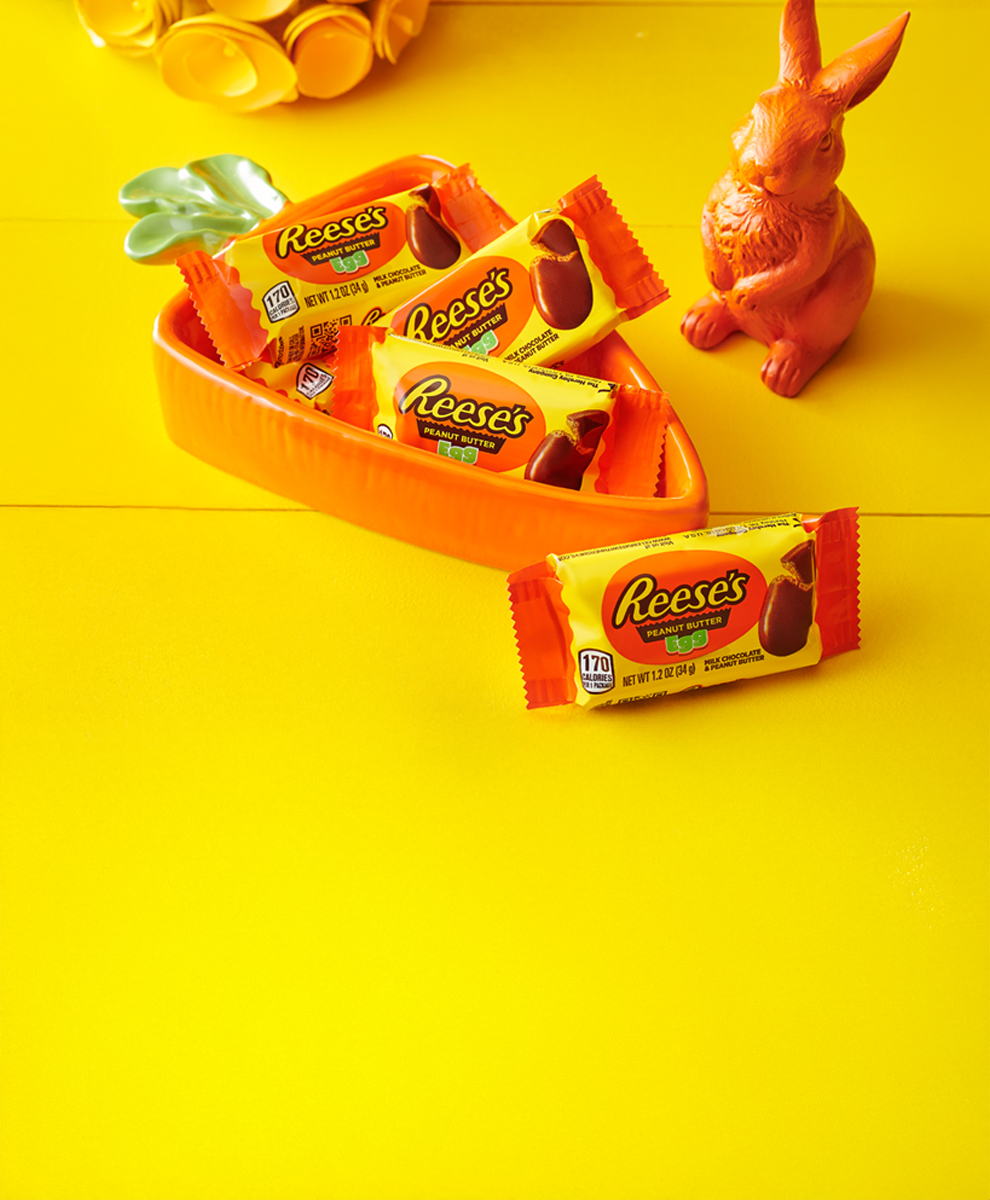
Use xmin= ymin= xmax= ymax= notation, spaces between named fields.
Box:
xmin=722 ymin=0 xmax=911 ymax=208
xmin=731 ymin=86 xmax=845 ymax=204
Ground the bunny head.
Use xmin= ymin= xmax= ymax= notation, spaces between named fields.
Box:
xmin=730 ymin=0 xmax=910 ymax=205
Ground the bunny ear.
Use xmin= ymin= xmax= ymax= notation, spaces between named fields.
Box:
xmin=779 ymin=0 xmax=822 ymax=84
xmin=816 ymin=12 xmax=910 ymax=109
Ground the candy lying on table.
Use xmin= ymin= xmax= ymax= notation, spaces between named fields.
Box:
xmin=509 ymin=510 xmax=860 ymax=708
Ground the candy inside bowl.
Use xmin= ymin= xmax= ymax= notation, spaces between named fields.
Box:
xmin=152 ymin=156 xmax=708 ymax=569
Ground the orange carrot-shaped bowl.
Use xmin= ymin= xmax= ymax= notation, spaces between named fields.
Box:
xmin=152 ymin=156 xmax=708 ymax=569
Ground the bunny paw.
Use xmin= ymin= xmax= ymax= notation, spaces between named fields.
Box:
xmin=760 ymin=340 xmax=829 ymax=398
xmin=681 ymin=294 xmax=739 ymax=350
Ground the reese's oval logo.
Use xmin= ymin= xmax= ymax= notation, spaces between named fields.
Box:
xmin=602 ymin=549 xmax=767 ymax=663
xmin=393 ymin=361 xmax=546 ymax=472
xmin=263 ymin=202 xmax=406 ymax=285
xmin=389 ymin=257 xmax=533 ymax=355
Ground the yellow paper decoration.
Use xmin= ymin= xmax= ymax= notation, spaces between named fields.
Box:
xmin=156 ymin=14 xmax=298 ymax=111
xmin=284 ymin=4 xmax=374 ymax=99
xmin=77 ymin=0 xmax=432 ymax=108
xmin=368 ymin=0 xmax=430 ymax=65
xmin=207 ymin=0 xmax=299 ymax=21
xmin=75 ymin=0 xmax=162 ymax=55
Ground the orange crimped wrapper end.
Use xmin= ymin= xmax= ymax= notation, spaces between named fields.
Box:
xmin=329 ymin=324 xmax=387 ymax=431
xmin=433 ymin=162 xmax=515 ymax=252
xmin=507 ymin=561 xmax=578 ymax=709
xmin=806 ymin=507 xmax=861 ymax=659
xmin=558 ymin=176 xmax=670 ymax=318
xmin=597 ymin=385 xmax=670 ymax=498
xmin=176 ymin=250 xmax=268 ymax=369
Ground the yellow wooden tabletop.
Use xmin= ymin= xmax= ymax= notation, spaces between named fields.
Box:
xmin=1 ymin=2 xmax=987 ymax=1198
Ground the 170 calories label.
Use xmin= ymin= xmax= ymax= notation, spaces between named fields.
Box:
xmin=579 ymin=649 xmax=615 ymax=694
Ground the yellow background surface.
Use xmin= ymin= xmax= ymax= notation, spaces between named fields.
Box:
xmin=1 ymin=2 xmax=987 ymax=1198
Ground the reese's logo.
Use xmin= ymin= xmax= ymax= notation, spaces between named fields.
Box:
xmin=391 ymin=257 xmax=534 ymax=353
xmin=264 ymin=202 xmax=406 ymax=285
xmin=602 ymin=550 xmax=766 ymax=664
xmin=612 ymin=568 xmax=750 ymax=629
xmin=398 ymin=373 xmax=534 ymax=444
xmin=274 ymin=206 xmax=390 ymax=259
xmin=403 ymin=267 xmax=513 ymax=344
xmin=393 ymin=362 xmax=547 ymax=472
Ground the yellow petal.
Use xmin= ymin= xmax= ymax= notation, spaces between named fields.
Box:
xmin=206 ymin=0 xmax=299 ymax=20
xmin=76 ymin=0 xmax=154 ymax=39
xmin=289 ymin=10 xmax=373 ymax=99
xmin=157 ymin=19 xmax=298 ymax=112
xmin=369 ymin=0 xmax=429 ymax=64
xmin=159 ymin=30 xmax=257 ymax=98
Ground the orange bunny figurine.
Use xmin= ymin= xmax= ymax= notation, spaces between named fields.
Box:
xmin=680 ymin=0 xmax=909 ymax=397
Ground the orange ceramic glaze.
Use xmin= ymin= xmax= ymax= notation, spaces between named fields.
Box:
xmin=681 ymin=0 xmax=909 ymax=397
xmin=153 ymin=158 xmax=708 ymax=569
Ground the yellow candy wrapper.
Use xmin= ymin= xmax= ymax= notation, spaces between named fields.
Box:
xmin=508 ymin=511 xmax=861 ymax=708
xmin=331 ymin=326 xmax=670 ymax=495
xmin=381 ymin=176 xmax=669 ymax=367
xmin=177 ymin=165 xmax=508 ymax=368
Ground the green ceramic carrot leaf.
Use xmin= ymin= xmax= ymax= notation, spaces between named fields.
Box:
xmin=120 ymin=154 xmax=289 ymax=265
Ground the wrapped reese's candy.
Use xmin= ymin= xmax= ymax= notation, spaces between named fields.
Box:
xmin=177 ymin=163 xmax=509 ymax=368
xmin=508 ymin=511 xmax=860 ymax=708
xmin=381 ymin=176 xmax=669 ymax=366
xmin=240 ymin=354 xmax=336 ymax=410
xmin=331 ymin=326 xmax=671 ymax=495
